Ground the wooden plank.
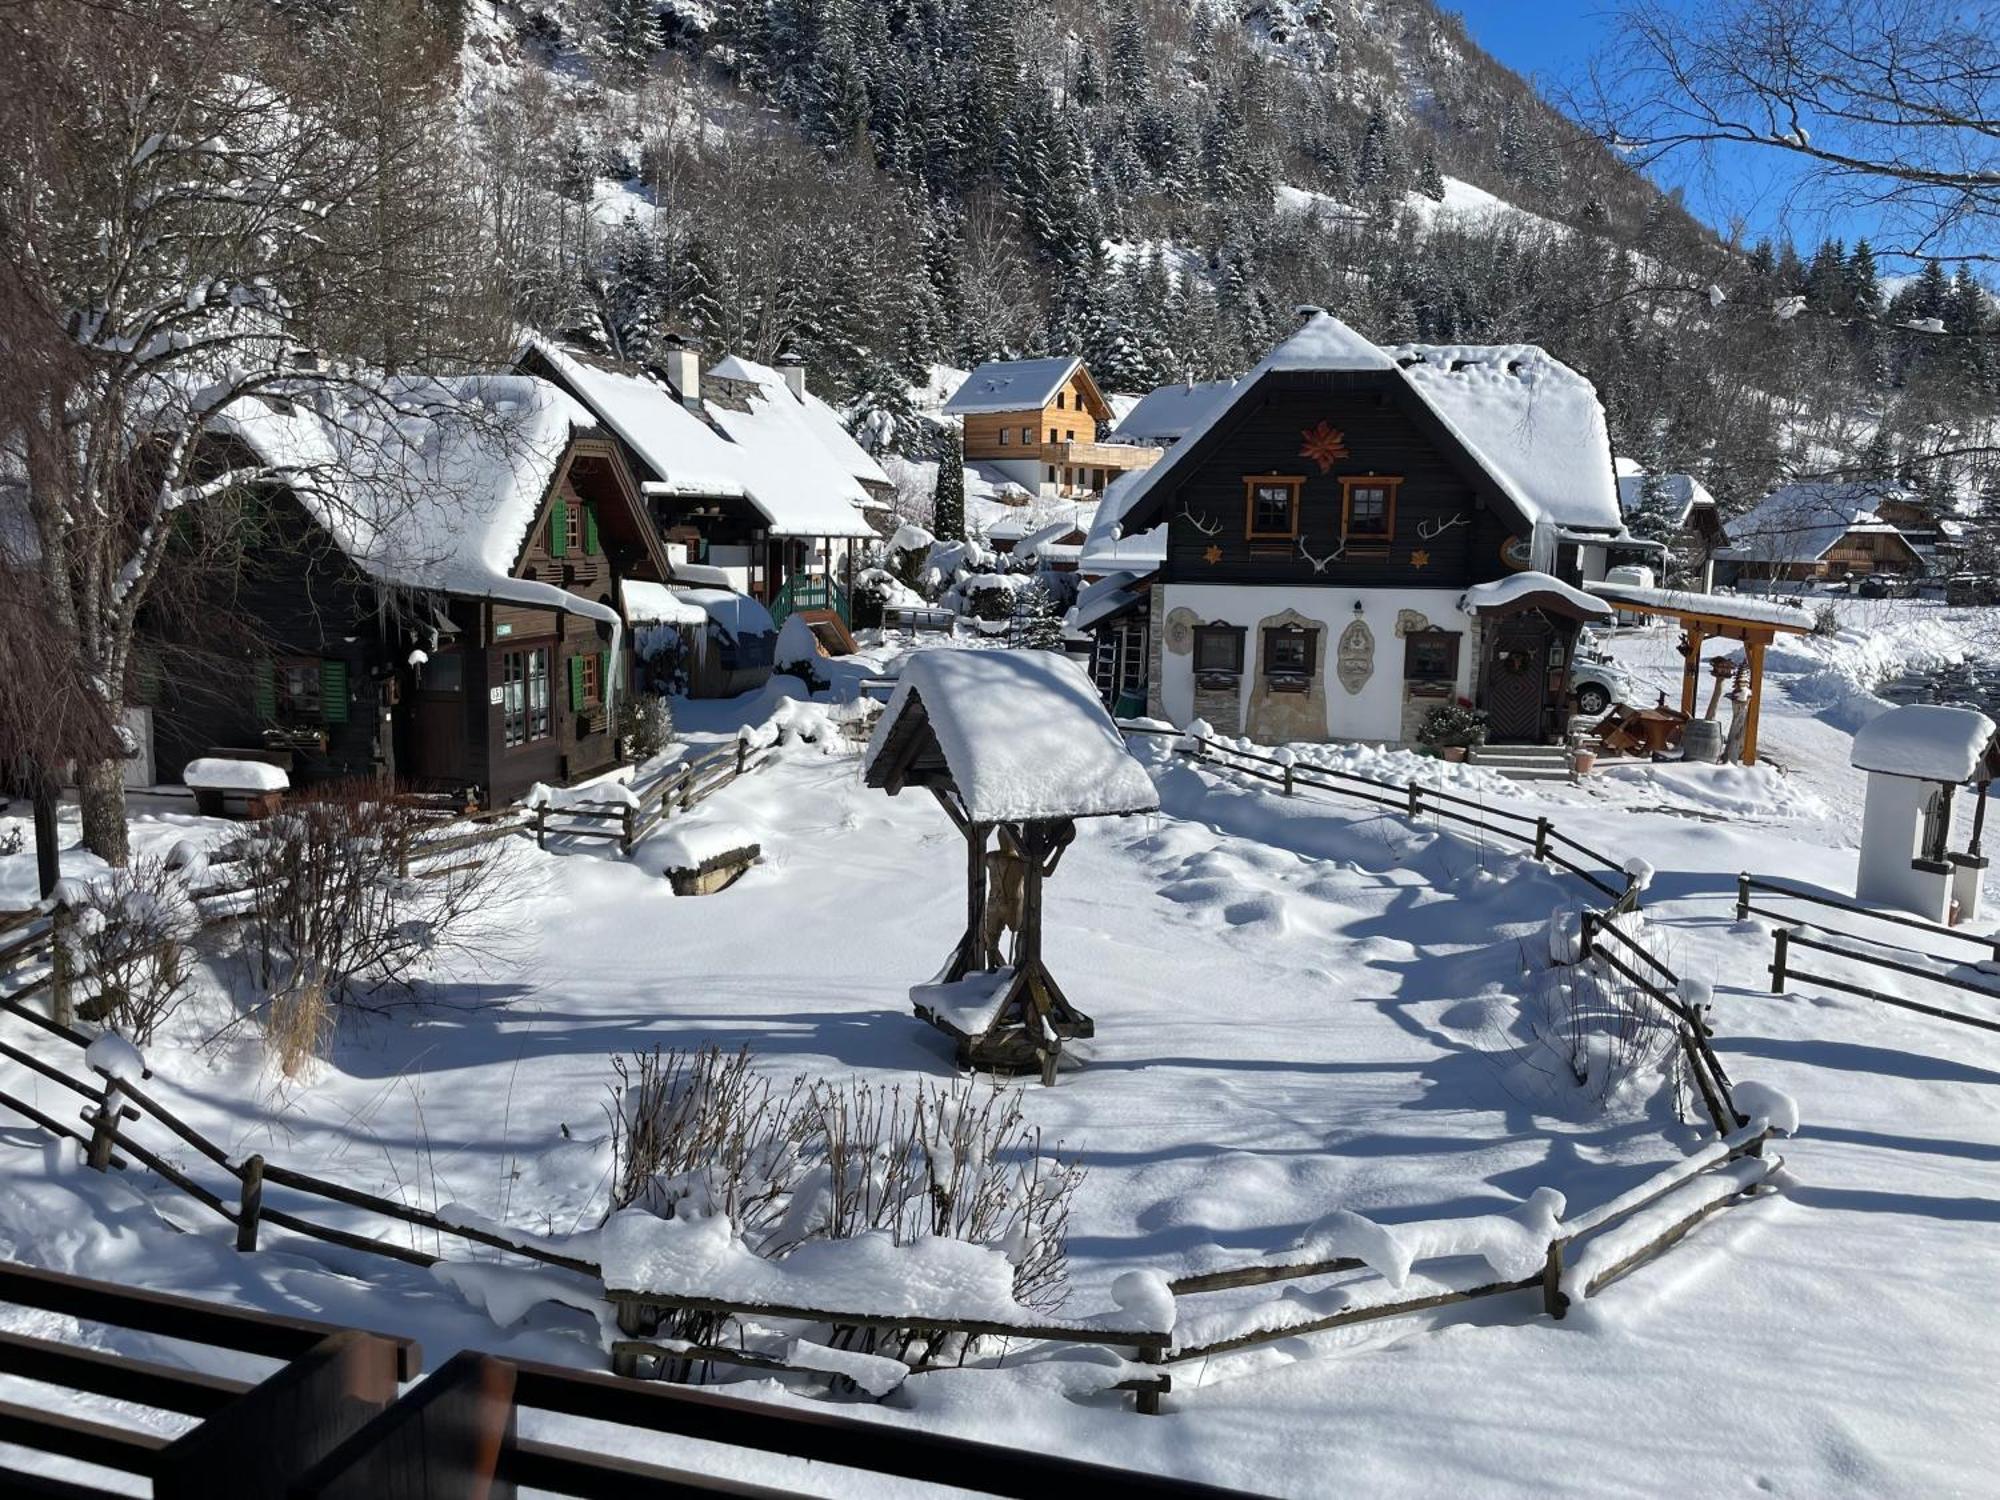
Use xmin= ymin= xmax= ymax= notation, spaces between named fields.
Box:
xmin=155 ymin=1332 xmax=403 ymax=1500
xmin=0 ymin=1399 xmax=169 ymax=1473
xmin=0 ymin=1326 xmax=252 ymax=1416
xmin=290 ymin=1348 xmax=516 ymax=1500
xmin=0 ymin=1461 xmax=128 ymax=1498
xmin=1167 ymin=1275 xmax=1542 ymax=1362
xmin=1169 ymin=1255 xmax=1364 ymax=1295
xmin=1780 ymin=964 xmax=2000 ymax=1033
xmin=257 ymin=1206 xmax=441 ymax=1268
xmin=1582 ymin=1162 xmax=1778 ymax=1299
xmin=600 ymin=1289 xmax=1167 ymax=1350
xmin=1744 ymin=876 xmax=2000 ymax=956
xmin=507 ymin=1437 xmax=798 ymax=1498
xmin=0 ymin=1261 xmax=421 ymax=1381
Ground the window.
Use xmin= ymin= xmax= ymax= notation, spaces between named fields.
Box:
xmin=1193 ymin=624 xmax=1245 ymax=678
xmin=1262 ymin=627 xmax=1316 ymax=685
xmin=563 ymin=503 xmax=582 ymax=555
xmin=1066 ymin=429 xmax=1076 ymax=442
xmin=1048 ymin=465 xmax=1057 ymax=482
xmin=1049 ymin=427 xmax=1058 ymax=444
xmin=1056 ymin=392 xmax=1066 ymax=409
xmin=1021 ymin=426 xmax=1034 ymax=444
xmin=579 ymin=651 xmax=600 ymax=706
xmin=998 ymin=427 xmax=1010 ymax=446
xmin=276 ymin=659 xmax=322 ymax=720
xmin=1242 ymin=475 xmax=1304 ymax=540
xmin=1404 ymin=629 xmax=1461 ymax=682
xmin=1340 ymin=477 xmax=1401 ymax=546
xmin=502 ymin=647 xmax=551 ymax=748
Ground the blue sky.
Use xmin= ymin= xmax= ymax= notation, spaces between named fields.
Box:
xmin=1455 ymin=1 xmax=1871 ymax=256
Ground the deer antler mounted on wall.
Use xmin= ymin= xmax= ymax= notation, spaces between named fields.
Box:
xmin=1416 ymin=512 xmax=1471 ymax=542
xmin=1179 ymin=504 xmax=1222 ymax=537
xmin=1297 ymin=535 xmax=1345 ymax=574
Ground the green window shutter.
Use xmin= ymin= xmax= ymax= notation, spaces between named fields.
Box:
xmin=320 ymin=658 xmax=349 ymax=724
xmin=583 ymin=504 xmax=600 ymax=555
xmin=569 ymin=653 xmax=585 ymax=711
xmin=549 ymin=498 xmax=568 ymax=558
xmin=253 ymin=660 xmax=276 ymax=723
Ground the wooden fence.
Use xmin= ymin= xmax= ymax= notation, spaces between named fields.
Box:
xmin=528 ymin=734 xmax=780 ymax=857
xmin=1741 ymin=873 xmax=2000 ymax=1034
xmin=0 ymin=1259 xmax=1246 ymax=1500
xmin=1120 ymin=724 xmax=1638 ymax=903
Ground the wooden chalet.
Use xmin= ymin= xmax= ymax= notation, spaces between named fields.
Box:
xmin=944 ymin=357 xmax=1161 ymax=500
xmin=1716 ymin=481 xmax=1925 ymax=584
xmin=141 ymin=376 xmax=670 ymax=806
xmin=1082 ymin=309 xmax=1625 ymax=746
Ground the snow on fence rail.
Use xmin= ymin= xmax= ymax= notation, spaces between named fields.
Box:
xmin=1118 ymin=723 xmax=1635 ymax=902
xmin=1738 ymin=873 xmax=2000 ymax=1034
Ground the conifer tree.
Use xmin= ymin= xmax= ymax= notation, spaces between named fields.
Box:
xmin=932 ymin=426 xmax=966 ymax=542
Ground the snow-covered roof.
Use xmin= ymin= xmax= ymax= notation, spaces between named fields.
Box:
xmin=1717 ymin=481 xmax=1912 ymax=565
xmin=1460 ymin=572 xmax=1613 ymax=620
xmin=1851 ymin=704 xmax=1998 ymax=783
xmin=1584 ymin=581 xmax=1815 ymax=632
xmin=621 ymin=579 xmax=708 ymax=626
xmin=1100 ymin=312 xmax=1621 ymax=543
xmin=671 ymin=560 xmax=734 ymax=588
xmin=1615 ymin=467 xmax=1718 ymax=528
xmin=1110 ymin=380 xmax=1238 ymax=444
xmin=707 ymin=354 xmax=891 ymax=493
xmin=679 ymin=587 xmax=776 ymax=641
xmin=523 ymin=338 xmax=876 ymax=539
xmin=1073 ymin=571 xmax=1149 ymax=631
xmin=209 ymin=374 xmax=617 ymax=627
xmin=941 ymin=357 xmax=1084 ymax=416
xmin=1017 ymin=518 xmax=1085 ymax=560
xmin=863 ymin=649 xmax=1160 ymax=822
xmin=1390 ymin=344 xmax=1622 ymax=533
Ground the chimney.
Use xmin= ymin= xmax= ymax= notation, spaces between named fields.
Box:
xmin=1293 ymin=304 xmax=1325 ymax=324
xmin=661 ymin=332 xmax=700 ymax=411
xmin=776 ymin=347 xmax=806 ymax=400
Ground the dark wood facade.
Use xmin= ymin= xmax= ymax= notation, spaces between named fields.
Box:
xmin=144 ymin=438 xmax=667 ymax=807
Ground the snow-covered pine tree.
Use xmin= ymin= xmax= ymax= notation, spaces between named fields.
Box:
xmin=596 ymin=0 xmax=661 ymax=80
xmin=1013 ymin=577 xmax=1067 ymax=650
xmin=932 ymin=427 xmax=966 ymax=541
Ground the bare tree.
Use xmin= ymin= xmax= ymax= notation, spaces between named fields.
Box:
xmin=1582 ymin=0 xmax=2000 ymax=268
xmin=0 ymin=0 xmax=508 ymax=865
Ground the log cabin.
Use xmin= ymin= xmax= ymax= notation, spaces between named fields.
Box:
xmin=1082 ymin=308 xmax=1626 ymax=746
xmin=1716 ymin=481 xmax=1925 ymax=585
xmin=139 ymin=375 xmax=671 ymax=806
xmin=943 ymin=357 xmax=1162 ymax=500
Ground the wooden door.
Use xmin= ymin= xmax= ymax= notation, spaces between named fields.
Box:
xmin=405 ymin=651 xmax=468 ymax=785
xmin=1485 ymin=617 xmax=1552 ymax=743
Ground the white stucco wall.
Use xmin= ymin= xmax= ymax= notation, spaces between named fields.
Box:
xmin=1855 ymin=772 xmax=1953 ymax=922
xmin=1157 ymin=583 xmax=1475 ymax=742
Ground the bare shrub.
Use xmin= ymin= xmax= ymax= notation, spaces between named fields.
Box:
xmin=1812 ymin=602 xmax=1842 ymax=636
xmin=61 ymin=856 xmax=200 ymax=1043
xmin=235 ymin=781 xmax=507 ymax=1070
xmin=603 ymin=1045 xmax=1082 ymax=1362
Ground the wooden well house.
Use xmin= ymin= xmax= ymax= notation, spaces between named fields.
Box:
xmin=862 ymin=650 xmax=1160 ymax=1083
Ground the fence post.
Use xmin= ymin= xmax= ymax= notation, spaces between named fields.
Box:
xmin=395 ymin=824 xmax=409 ymax=880
xmin=85 ymin=1075 xmax=124 ymax=1172
xmin=620 ymin=802 xmax=636 ymax=859
xmin=1771 ymin=928 xmax=1789 ymax=992
xmin=534 ymin=803 xmax=547 ymax=852
xmin=1578 ymin=910 xmax=1595 ymax=960
xmin=736 ymin=737 xmax=750 ymax=777
xmin=48 ymin=900 xmax=75 ymax=1029
xmin=1406 ymin=780 xmax=1422 ymax=820
xmin=1534 ymin=817 xmax=1551 ymax=862
xmin=1541 ymin=1239 xmax=1568 ymax=1320
xmin=1282 ymin=763 xmax=1295 ymax=797
xmin=236 ymin=1154 xmax=266 ymax=1252
xmin=1736 ymin=872 xmax=1751 ymax=921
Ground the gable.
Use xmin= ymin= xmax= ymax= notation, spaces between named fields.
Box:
xmin=510 ymin=437 xmax=668 ymax=585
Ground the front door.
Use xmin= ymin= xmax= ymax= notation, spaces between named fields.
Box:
xmin=1485 ymin=616 xmax=1553 ymax=743
xmin=405 ymin=650 xmax=468 ymax=785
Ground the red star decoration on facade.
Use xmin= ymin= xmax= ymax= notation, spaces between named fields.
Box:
xmin=1410 ymin=548 xmax=1431 ymax=569
xmin=1299 ymin=421 xmax=1350 ymax=473
xmin=1203 ymin=544 xmax=1223 ymax=564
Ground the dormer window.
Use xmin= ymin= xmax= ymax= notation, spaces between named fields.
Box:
xmin=1243 ymin=475 xmax=1304 ymax=540
xmin=1340 ymin=477 xmax=1400 ymax=548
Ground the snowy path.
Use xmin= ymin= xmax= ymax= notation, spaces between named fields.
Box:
xmin=2 ymin=719 xmax=1999 ymax=1495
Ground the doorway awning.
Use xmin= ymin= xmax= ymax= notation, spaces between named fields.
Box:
xmin=1583 ymin=581 xmax=1815 ymax=765
xmin=1461 ymin=572 xmax=1615 ymax=623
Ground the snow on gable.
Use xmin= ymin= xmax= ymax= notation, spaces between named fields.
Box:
xmin=1110 ymin=379 xmax=1240 ymax=444
xmin=940 ymin=357 xmax=1084 ymax=416
xmin=1718 ymin=481 xmax=1909 ymax=566
xmin=863 ymin=649 xmax=1160 ymax=823
xmin=212 ymin=374 xmax=615 ymax=622
xmin=1851 ymin=704 xmax=1998 ymax=783
xmin=1391 ymin=344 xmax=1623 ymax=534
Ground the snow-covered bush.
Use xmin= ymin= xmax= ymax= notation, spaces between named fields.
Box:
xmin=604 ymin=1044 xmax=1081 ymax=1358
xmin=617 ymin=693 xmax=675 ymax=761
xmin=1812 ymin=602 xmax=1842 ymax=636
xmin=773 ymin=615 xmax=828 ymax=692
xmin=60 ymin=856 xmax=199 ymax=1044
xmin=237 ymin=783 xmax=507 ymax=1074
xmin=1010 ymin=578 xmax=1066 ymax=649
xmin=1416 ymin=701 xmax=1488 ymax=750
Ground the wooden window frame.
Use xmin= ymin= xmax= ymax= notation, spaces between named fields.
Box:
xmin=1340 ymin=476 xmax=1402 ymax=549
xmin=274 ymin=657 xmax=324 ymax=722
xmin=1403 ymin=628 xmax=1461 ymax=690
xmin=502 ymin=645 xmax=552 ymax=749
xmin=1261 ymin=625 xmax=1317 ymax=692
xmin=579 ymin=650 xmax=600 ymax=707
xmin=1021 ymin=425 xmax=1034 ymax=444
xmin=1193 ymin=623 xmax=1246 ymax=682
xmin=998 ymin=427 xmax=1010 ymax=445
xmin=1243 ymin=475 xmax=1305 ymax=541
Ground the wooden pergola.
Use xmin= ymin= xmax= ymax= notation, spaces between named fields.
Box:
xmin=1585 ymin=583 xmax=1814 ymax=765
xmin=861 ymin=651 xmax=1159 ymax=1083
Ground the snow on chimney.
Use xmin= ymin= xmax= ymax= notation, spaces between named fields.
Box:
xmin=776 ymin=347 xmax=806 ymax=400
xmin=1294 ymin=304 xmax=1325 ymax=323
xmin=661 ymin=333 xmax=700 ymax=410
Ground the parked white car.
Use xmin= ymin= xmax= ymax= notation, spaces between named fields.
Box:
xmin=1570 ymin=631 xmax=1633 ymax=716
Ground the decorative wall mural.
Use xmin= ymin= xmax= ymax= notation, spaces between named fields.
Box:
xmin=1164 ymin=608 xmax=1198 ymax=654
xmin=1299 ymin=421 xmax=1351 ymax=473
xmin=1394 ymin=609 xmax=1431 ymax=638
xmin=1337 ymin=618 xmax=1375 ymax=695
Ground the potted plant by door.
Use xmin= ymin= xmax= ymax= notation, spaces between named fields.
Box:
xmin=1417 ymin=701 xmax=1488 ymax=763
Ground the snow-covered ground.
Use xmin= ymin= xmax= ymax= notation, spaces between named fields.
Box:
xmin=3 ymin=613 xmax=1999 ymax=1495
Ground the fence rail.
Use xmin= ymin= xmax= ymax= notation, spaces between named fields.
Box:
xmin=1769 ymin=928 xmax=2000 ymax=1033
xmin=1736 ymin=872 xmax=2000 ymax=961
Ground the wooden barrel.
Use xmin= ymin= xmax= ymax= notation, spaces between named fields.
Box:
xmin=1681 ymin=717 xmax=1725 ymax=763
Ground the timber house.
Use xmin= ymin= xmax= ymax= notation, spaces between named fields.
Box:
xmin=943 ymin=357 xmax=1161 ymax=500
xmin=1082 ymin=308 xmax=1626 ymax=746
xmin=140 ymin=375 xmax=671 ymax=805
